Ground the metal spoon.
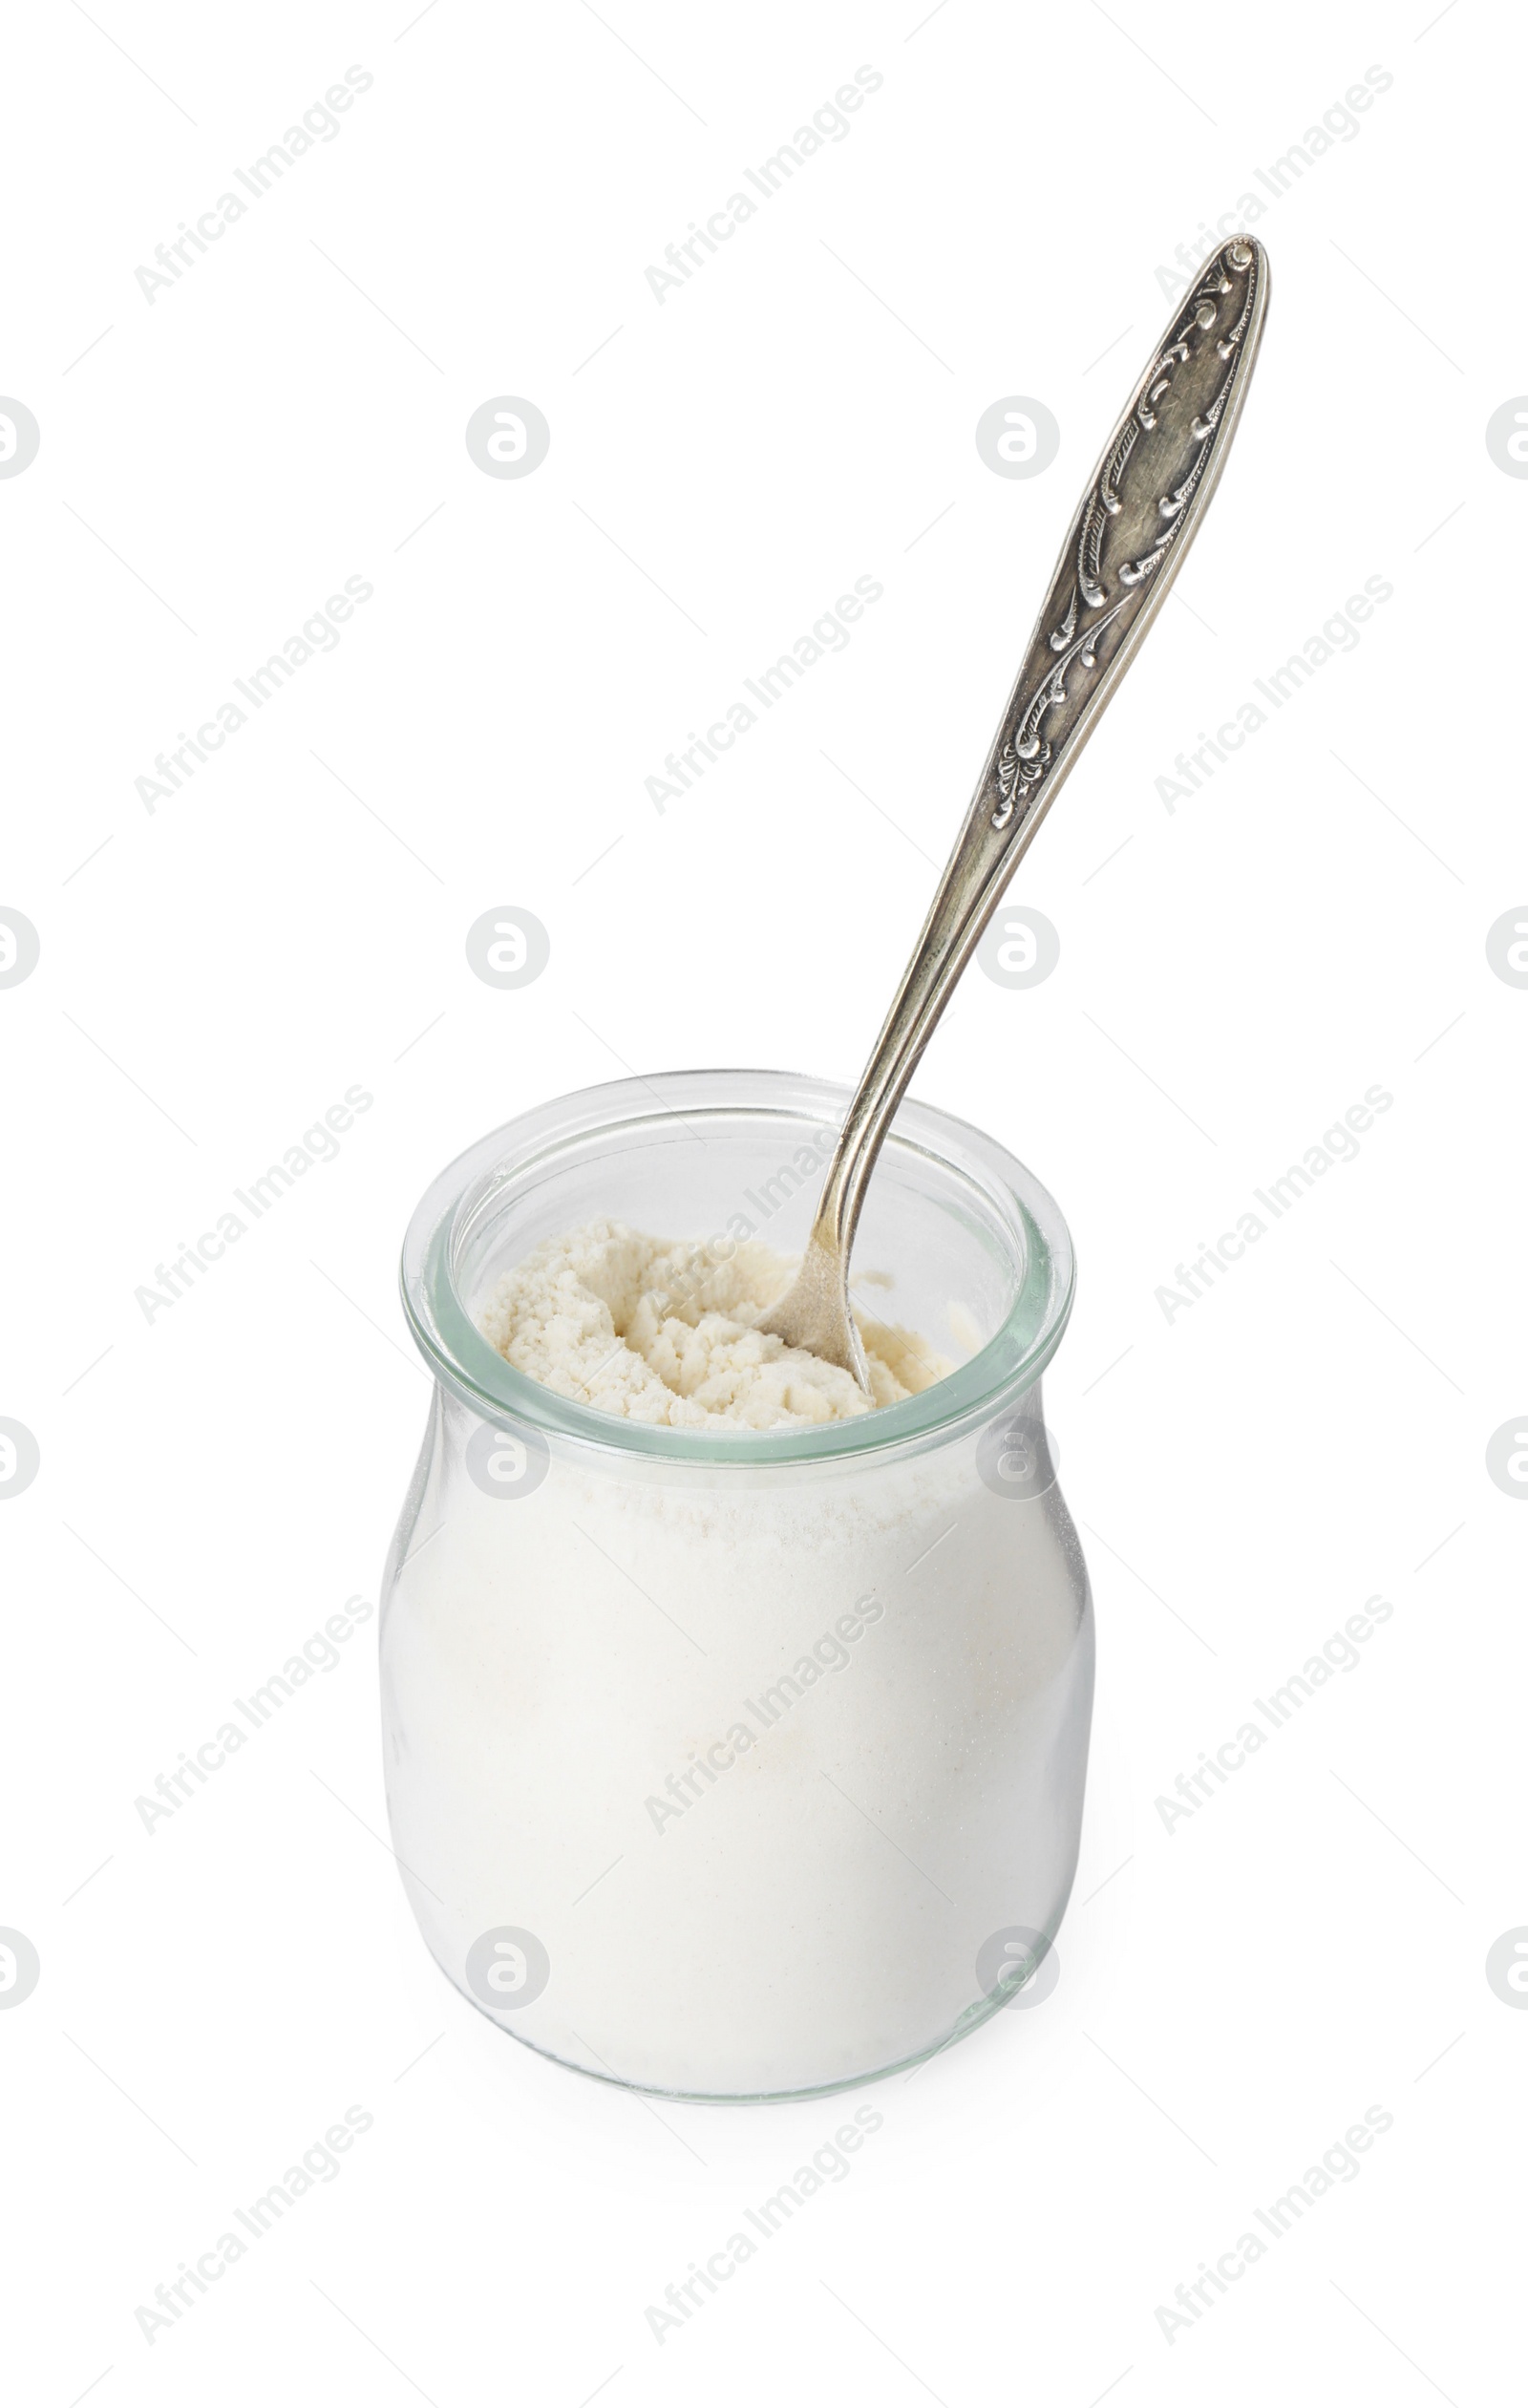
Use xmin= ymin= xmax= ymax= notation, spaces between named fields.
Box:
xmin=758 ymin=236 xmax=1271 ymax=1391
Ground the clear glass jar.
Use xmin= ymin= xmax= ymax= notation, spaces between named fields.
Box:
xmin=381 ymin=1070 xmax=1093 ymax=2100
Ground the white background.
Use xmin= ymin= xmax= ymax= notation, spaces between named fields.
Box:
xmin=2 ymin=0 xmax=1522 ymax=2400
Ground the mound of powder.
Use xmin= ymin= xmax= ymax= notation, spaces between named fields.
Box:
xmin=478 ymin=1218 xmax=950 ymax=1429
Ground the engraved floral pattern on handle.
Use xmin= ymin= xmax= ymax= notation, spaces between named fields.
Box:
xmin=990 ymin=238 xmax=1262 ymax=833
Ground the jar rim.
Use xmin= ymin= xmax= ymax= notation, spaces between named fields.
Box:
xmin=398 ymin=1069 xmax=1076 ymax=1466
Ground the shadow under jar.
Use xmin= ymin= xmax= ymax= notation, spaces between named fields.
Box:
xmin=381 ymin=1069 xmax=1093 ymax=2101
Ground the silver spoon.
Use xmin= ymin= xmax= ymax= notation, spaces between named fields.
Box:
xmin=758 ymin=236 xmax=1271 ymax=1391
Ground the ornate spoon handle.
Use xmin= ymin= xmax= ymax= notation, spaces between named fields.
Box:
xmin=760 ymin=237 xmax=1270 ymax=1380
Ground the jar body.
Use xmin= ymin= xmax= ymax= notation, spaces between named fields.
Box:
xmin=382 ymin=1379 xmax=1090 ymax=2098
xmin=381 ymin=1072 xmax=1093 ymax=2099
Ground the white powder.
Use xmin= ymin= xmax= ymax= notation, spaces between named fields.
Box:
xmin=381 ymin=1386 xmax=1093 ymax=2099
xmin=478 ymin=1219 xmax=950 ymax=1428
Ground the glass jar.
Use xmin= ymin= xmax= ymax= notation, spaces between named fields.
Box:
xmin=381 ymin=1069 xmax=1093 ymax=2100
